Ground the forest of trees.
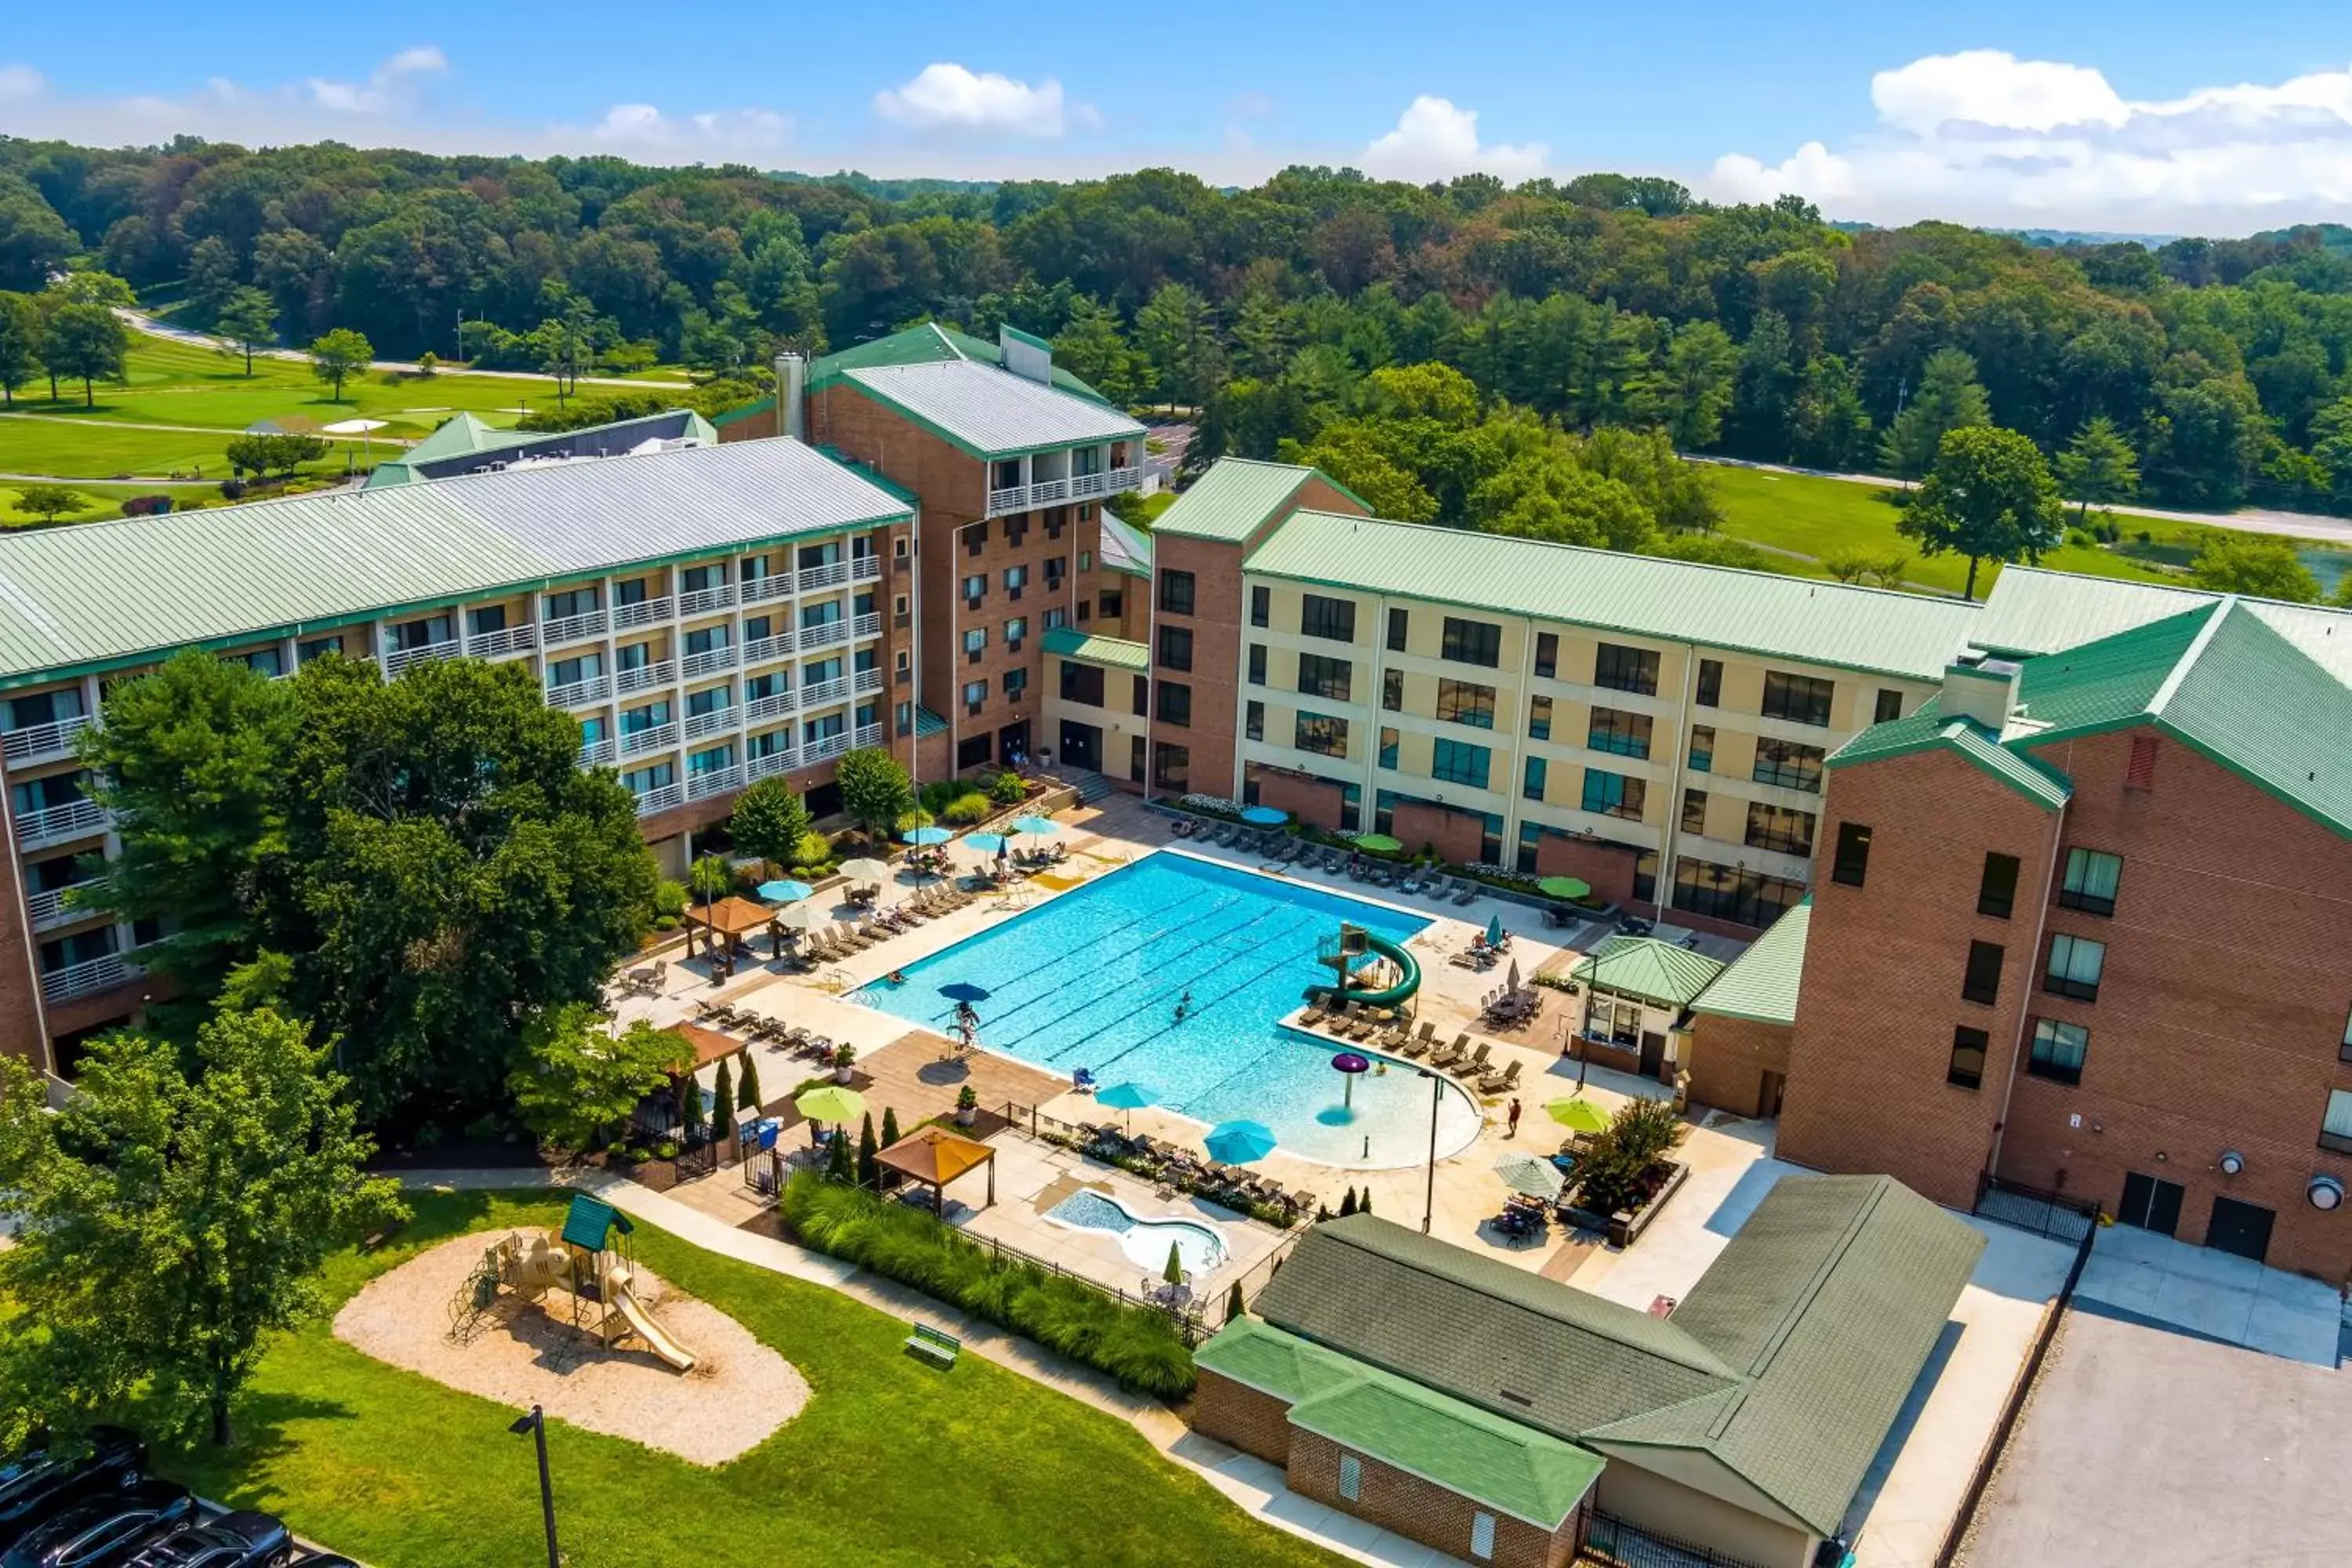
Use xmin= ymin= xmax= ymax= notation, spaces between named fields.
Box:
xmin=9 ymin=135 xmax=2352 ymax=515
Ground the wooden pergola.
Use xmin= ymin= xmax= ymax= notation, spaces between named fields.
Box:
xmin=683 ymin=895 xmax=778 ymax=960
xmin=875 ymin=1127 xmax=997 ymax=1216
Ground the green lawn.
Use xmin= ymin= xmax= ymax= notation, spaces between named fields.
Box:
xmin=1702 ymin=464 xmax=2181 ymax=598
xmin=158 ymin=1192 xmax=1345 ymax=1568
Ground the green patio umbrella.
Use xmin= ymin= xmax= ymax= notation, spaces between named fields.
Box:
xmin=1543 ymin=1096 xmax=1612 ymax=1134
xmin=1352 ymin=833 xmax=1402 ymax=854
xmin=1537 ymin=876 xmax=1591 ymax=900
xmin=795 ymin=1084 xmax=866 ymax=1124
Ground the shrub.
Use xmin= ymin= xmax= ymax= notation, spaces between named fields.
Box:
xmin=792 ymin=830 xmax=832 ymax=867
xmin=652 ymin=880 xmax=689 ymax=920
xmin=941 ymin=791 xmax=993 ymax=826
xmin=1574 ymin=1098 xmax=1690 ymax=1218
xmin=988 ymin=771 xmax=1027 ymax=805
xmin=919 ymin=779 xmax=963 ymax=816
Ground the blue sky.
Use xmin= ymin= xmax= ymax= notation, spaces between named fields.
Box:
xmin=5 ymin=2 xmax=2352 ymax=231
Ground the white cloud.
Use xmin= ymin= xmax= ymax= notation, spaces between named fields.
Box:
xmin=307 ymin=45 xmax=448 ymax=114
xmin=580 ymin=103 xmax=793 ymax=151
xmin=1360 ymin=96 xmax=1548 ymax=183
xmin=1709 ymin=49 xmax=2352 ymax=230
xmin=873 ymin=64 xmax=1078 ymax=136
xmin=0 ymin=64 xmax=45 ymax=103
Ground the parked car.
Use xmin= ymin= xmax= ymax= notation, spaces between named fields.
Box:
xmin=122 ymin=1512 xmax=290 ymax=1568
xmin=0 ymin=1480 xmax=193 ymax=1568
xmin=0 ymin=1430 xmax=147 ymax=1550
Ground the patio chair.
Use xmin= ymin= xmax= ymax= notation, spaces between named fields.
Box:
xmin=1451 ymin=879 xmax=1479 ymax=906
xmin=1451 ymin=1042 xmax=1493 ymax=1079
xmin=1428 ymin=1034 xmax=1468 ymax=1069
xmin=1401 ymin=1022 xmax=1436 ymax=1058
xmin=1477 ymin=1058 xmax=1523 ymax=1095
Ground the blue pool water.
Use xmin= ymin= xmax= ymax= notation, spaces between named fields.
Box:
xmin=1047 ymin=1189 xmax=1229 ymax=1273
xmin=854 ymin=853 xmax=1482 ymax=1167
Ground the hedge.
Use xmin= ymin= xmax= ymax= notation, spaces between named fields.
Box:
xmin=779 ymin=1170 xmax=1196 ymax=1399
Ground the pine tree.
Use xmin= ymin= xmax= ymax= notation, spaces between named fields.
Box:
xmin=1224 ymin=1282 xmax=1247 ymax=1323
xmin=825 ymin=1126 xmax=854 ymax=1183
xmin=711 ymin=1059 xmax=733 ymax=1146
xmin=673 ymin=1073 xmax=699 ymax=1147
xmin=736 ymin=1051 xmax=760 ymax=1112
xmin=880 ymin=1106 xmax=901 ymax=1150
xmin=1359 ymin=1189 xmax=1372 ymax=1215
xmin=857 ymin=1112 xmax=880 ymax=1189
xmin=1338 ymin=1189 xmax=1359 ymax=1218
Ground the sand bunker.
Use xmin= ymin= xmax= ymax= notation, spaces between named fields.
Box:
xmin=335 ymin=1230 xmax=809 ymax=1465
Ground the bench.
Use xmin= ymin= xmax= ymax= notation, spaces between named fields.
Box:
xmin=906 ymin=1323 xmax=961 ymax=1367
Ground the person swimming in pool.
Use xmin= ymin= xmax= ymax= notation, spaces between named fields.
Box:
xmin=885 ymin=969 xmax=908 ymax=985
xmin=1173 ymin=988 xmax=1193 ymax=1023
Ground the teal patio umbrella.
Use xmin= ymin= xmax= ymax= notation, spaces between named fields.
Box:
xmin=966 ymin=832 xmax=1007 ymax=853
xmin=1205 ymin=1120 xmax=1278 ymax=1165
xmin=1485 ymin=913 xmax=1507 ymax=946
xmin=1011 ymin=814 xmax=1057 ymax=837
xmin=904 ymin=826 xmax=952 ymax=846
xmin=757 ymin=879 xmax=813 ymax=904
xmin=1095 ymin=1080 xmax=1153 ymax=1131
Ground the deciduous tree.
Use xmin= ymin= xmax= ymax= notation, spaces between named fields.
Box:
xmin=0 ymin=291 xmax=42 ymax=407
xmin=508 ymin=1005 xmax=680 ymax=1154
xmin=835 ymin=746 xmax=913 ymax=838
xmin=2187 ymin=534 xmax=2321 ymax=603
xmin=307 ymin=327 xmax=373 ymax=401
xmin=1899 ymin=425 xmax=2067 ymax=600
xmin=213 ymin=289 xmax=278 ymax=376
xmin=9 ymin=483 xmax=85 ymax=524
xmin=729 ymin=777 xmax=811 ymax=871
xmin=40 ymin=300 xmax=128 ymax=408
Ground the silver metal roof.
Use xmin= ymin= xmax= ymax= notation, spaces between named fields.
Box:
xmin=840 ymin=361 xmax=1143 ymax=458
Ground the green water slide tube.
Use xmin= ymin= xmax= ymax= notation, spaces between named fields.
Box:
xmin=1305 ymin=931 xmax=1421 ymax=1008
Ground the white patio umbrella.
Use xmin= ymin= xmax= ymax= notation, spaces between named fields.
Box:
xmin=771 ymin=903 xmax=822 ymax=932
xmin=838 ymin=857 xmax=891 ymax=882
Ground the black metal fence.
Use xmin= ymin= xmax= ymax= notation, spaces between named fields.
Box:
xmin=1579 ymin=1509 xmax=1769 ymax=1568
xmin=1973 ymin=1174 xmax=2099 ymax=1243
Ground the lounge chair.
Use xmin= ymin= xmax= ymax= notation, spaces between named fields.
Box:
xmin=1401 ymin=1022 xmax=1436 ymax=1058
xmin=1428 ymin=1034 xmax=1468 ymax=1070
xmin=1477 ymin=1058 xmax=1523 ymax=1095
xmin=1451 ymin=879 xmax=1479 ymax=906
xmin=1451 ymin=1041 xmax=1493 ymax=1079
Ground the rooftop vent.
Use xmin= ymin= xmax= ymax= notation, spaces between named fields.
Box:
xmin=1940 ymin=658 xmax=2020 ymax=731
xmin=1000 ymin=324 xmax=1054 ymax=386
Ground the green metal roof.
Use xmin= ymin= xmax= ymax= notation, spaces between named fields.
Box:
xmin=1245 ymin=510 xmax=1985 ymax=681
xmin=914 ymin=706 xmax=949 ymax=738
xmin=364 ymin=410 xmax=716 ymax=490
xmin=1193 ymin=1314 xmax=1368 ymax=1404
xmin=1041 ymin=626 xmax=1148 ymax=671
xmin=1569 ymin=935 xmax=1726 ymax=1009
xmin=1827 ymin=708 xmax=2074 ymax=811
xmin=1973 ymin=565 xmax=2352 ymax=685
xmin=1692 ymin=898 xmax=1811 ymax=1025
xmin=403 ymin=411 xmax=503 ymax=463
xmin=1098 ymin=508 xmax=1153 ymax=579
xmin=810 ymin=321 xmax=1111 ymax=403
xmin=1152 ymin=459 xmax=1325 ymax=543
xmin=0 ymin=439 xmax=913 ymax=689
xmin=838 ymin=361 xmax=1142 ymax=460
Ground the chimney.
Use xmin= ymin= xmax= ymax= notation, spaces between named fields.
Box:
xmin=998 ymin=324 xmax=1054 ymax=387
xmin=1940 ymin=658 xmax=2020 ymax=732
xmin=772 ymin=352 xmax=807 ymax=441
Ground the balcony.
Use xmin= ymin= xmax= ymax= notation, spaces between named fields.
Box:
xmin=576 ymin=737 xmax=615 ymax=768
xmin=542 ymin=609 xmax=608 ymax=645
xmin=41 ymin=951 xmax=136 ymax=1005
xmin=1029 ymin=477 xmax=1072 ymax=506
xmin=677 ymin=583 xmax=738 ymax=618
xmin=851 ymin=612 xmax=883 ymax=641
xmin=688 ymin=764 xmax=745 ymax=801
xmin=612 ymin=596 xmax=673 ymax=630
xmin=851 ymin=556 xmax=882 ymax=584
xmin=465 ymin=624 xmax=538 ymax=659
xmin=684 ymin=708 xmax=737 ymax=742
xmin=804 ymin=731 xmax=851 ymax=764
xmin=801 ymin=677 xmax=849 ymax=707
xmin=2 ymin=713 xmax=94 ymax=767
xmin=1069 ymin=470 xmax=1109 ymax=499
xmin=745 ymin=748 xmax=799 ymax=782
xmin=853 ymin=723 xmax=885 ymax=749
xmin=854 ymin=667 xmax=885 ymax=695
xmin=681 ymin=644 xmax=739 ymax=679
xmin=16 ymin=797 xmax=109 ymax=849
xmin=615 ymin=660 xmax=677 ymax=696
xmin=797 ymin=560 xmax=849 ymax=593
xmin=741 ymin=573 xmax=793 ymax=606
xmin=545 ymin=675 xmax=612 ymax=708
xmin=633 ymin=782 xmax=684 ymax=818
xmin=745 ymin=691 xmax=797 ymax=724
xmin=620 ymin=722 xmax=678 ymax=758
xmin=383 ymin=640 xmax=461 ymax=677
xmin=26 ymin=880 xmax=101 ymax=932
xmin=742 ymin=634 xmax=793 ymax=667
xmin=1105 ymin=464 xmax=1143 ymax=495
xmin=986 ymin=484 xmax=1030 ymax=517
xmin=797 ymin=621 xmax=848 ymax=655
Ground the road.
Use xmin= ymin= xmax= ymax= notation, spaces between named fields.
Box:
xmin=116 ymin=307 xmax=702 ymax=393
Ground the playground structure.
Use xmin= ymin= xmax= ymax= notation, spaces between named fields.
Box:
xmin=449 ymin=1195 xmax=698 ymax=1373
xmin=1305 ymin=922 xmax=1421 ymax=1011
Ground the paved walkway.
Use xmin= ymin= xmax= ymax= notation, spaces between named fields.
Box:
xmin=2074 ymin=1221 xmax=2343 ymax=1364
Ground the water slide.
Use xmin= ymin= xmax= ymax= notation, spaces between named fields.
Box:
xmin=1305 ymin=931 xmax=1421 ymax=1009
xmin=609 ymin=1279 xmax=698 ymax=1373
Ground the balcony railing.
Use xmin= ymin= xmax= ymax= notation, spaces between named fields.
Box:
xmin=797 ymin=560 xmax=849 ymax=593
xmin=16 ymin=797 xmax=109 ymax=849
xmin=986 ymin=484 xmax=1030 ymax=517
xmin=851 ymin=612 xmax=883 ymax=641
xmin=797 ymin=622 xmax=848 ymax=654
xmin=576 ymin=737 xmax=615 ymax=768
xmin=25 ymin=881 xmax=100 ymax=932
xmin=465 ymin=624 xmax=538 ymax=659
xmin=41 ymin=951 xmax=136 ymax=1005
xmin=612 ymin=597 xmax=673 ymax=630
xmin=684 ymin=708 xmax=736 ymax=742
xmin=746 ymin=746 xmax=800 ymax=782
xmin=741 ymin=573 xmax=793 ymax=606
xmin=615 ymin=661 xmax=676 ymax=695
xmin=804 ymin=731 xmax=851 ymax=763
xmin=1069 ymin=470 xmax=1109 ymax=499
xmin=542 ymin=609 xmax=608 ymax=645
xmin=1029 ymin=477 xmax=1072 ymax=505
xmin=853 ymin=668 xmax=885 ymax=695
xmin=681 ymin=645 xmax=738 ymax=679
xmin=2 ymin=713 xmax=94 ymax=767
xmin=742 ymin=634 xmax=793 ymax=667
xmin=1105 ymin=464 xmax=1143 ymax=494
xmin=852 ymin=557 xmax=882 ymax=584
xmin=687 ymin=764 xmax=744 ymax=801
xmin=677 ymin=584 xmax=737 ymax=619
xmin=800 ymin=677 xmax=849 ymax=707
xmin=633 ymin=782 xmax=684 ymax=817
xmin=546 ymin=675 xmax=612 ymax=708
xmin=745 ymin=691 xmax=797 ymax=724
xmin=620 ymin=722 xmax=678 ymax=757
xmin=383 ymin=640 xmax=461 ymax=677
xmin=853 ymin=723 xmax=885 ymax=749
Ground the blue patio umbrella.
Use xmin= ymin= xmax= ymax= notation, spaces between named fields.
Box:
xmin=1240 ymin=804 xmax=1289 ymax=826
xmin=966 ymin=832 xmax=1007 ymax=854
xmin=756 ymin=879 xmax=813 ymax=904
xmin=1205 ymin=1120 xmax=1279 ymax=1165
xmin=1011 ymin=814 xmax=1057 ymax=837
xmin=903 ymin=825 xmax=953 ymax=846
xmin=1486 ymin=912 xmax=1507 ymax=946
xmin=1096 ymin=1080 xmax=1154 ymax=1131
xmin=940 ymin=982 xmax=992 ymax=1004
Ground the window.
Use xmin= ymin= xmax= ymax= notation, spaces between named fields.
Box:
xmin=1387 ymin=608 xmax=1409 ymax=652
xmin=1681 ymin=789 xmax=1709 ymax=834
xmin=1949 ymin=1027 xmax=1988 ymax=1090
xmin=1581 ymin=768 xmax=1644 ymax=820
xmin=1962 ymin=940 xmax=2005 ymax=1005
xmin=1152 ymin=742 xmax=1189 ymax=792
xmin=1523 ymin=756 xmax=1547 ymax=802
xmin=1593 ymin=642 xmax=1660 ymax=695
xmin=546 ymin=585 xmax=599 ymax=619
xmin=1045 ymin=607 xmax=1068 ymax=630
xmin=1157 ymin=682 xmax=1192 ymax=727
xmin=1363 ymin=729 xmax=1391 ymax=771
xmin=958 ymin=733 xmax=992 ymax=769
xmin=1679 ymin=728 xmax=1711 ymax=779
xmin=1337 ymin=1454 xmax=1362 ymax=1502
xmin=1831 ymin=822 xmax=1872 ymax=886
xmin=962 ymin=679 xmax=987 ymax=714
xmin=1247 ymin=644 xmax=1267 ymax=686
xmin=1751 ymin=736 xmax=1826 ymax=793
xmin=1440 ymin=616 xmax=1502 ymax=667
xmin=745 ymin=670 xmax=783 ymax=702
xmin=1003 ymin=667 xmax=1029 ymax=701
xmin=1250 ymin=585 xmax=1269 ymax=627
xmin=965 ymin=519 xmax=989 ymax=557
xmin=686 ymin=683 xmax=733 ymax=718
xmin=1528 ymin=695 xmax=1552 ymax=741
xmin=963 ymin=627 xmax=986 ymax=658
xmin=234 ymin=647 xmax=284 ymax=677
xmin=1061 ymin=662 xmax=1105 ymax=706
xmin=1586 ymin=706 xmax=1653 ymax=758
xmin=1160 ymin=569 xmax=1196 ymax=616
xmin=1695 ymin=659 xmax=1722 ymax=707
xmin=1295 ymin=712 xmax=1348 ymax=757
xmin=963 ymin=573 xmax=986 ymax=605
xmin=1876 ymin=688 xmax=1905 ymax=723
xmin=1436 ymin=678 xmax=1496 ymax=728
xmin=2323 ymin=1089 xmax=2352 ymax=1154
xmin=684 ymin=623 xmax=730 ymax=655
xmin=1672 ymin=857 xmax=1804 ymax=927
xmin=2060 ymin=848 xmax=2121 ymax=915
xmin=1431 ymin=739 xmax=1491 ymax=789
xmin=1980 ymin=853 xmax=2020 ymax=918
xmin=1100 ymin=589 xmax=1123 ymax=620
xmin=1245 ymin=701 xmax=1264 ymax=742
xmin=1004 ymin=616 xmax=1028 ymax=652
xmin=2029 ymin=1018 xmax=2089 ymax=1084
xmin=1300 ymin=594 xmax=1356 ymax=642
xmin=2046 ymin=934 xmax=2105 ymax=1001
xmin=1381 ymin=669 xmax=1403 ymax=712
xmin=1156 ymin=625 xmax=1193 ymax=672
xmin=1534 ymin=632 xmax=1558 ymax=679
xmin=1044 ymin=557 xmax=1065 ymax=590
xmin=1004 ymin=517 xmax=1027 ymax=548
xmin=1004 ymin=564 xmax=1029 ymax=597
xmin=1762 ymin=670 xmax=1835 ymax=727
xmin=1744 ymin=802 xmax=1816 ymax=858
xmin=614 ymin=577 xmax=650 ymax=606
xmin=1470 ymin=1512 xmax=1496 ymax=1562
xmin=298 ymin=635 xmax=341 ymax=664
xmin=1298 ymin=652 xmax=1354 ymax=702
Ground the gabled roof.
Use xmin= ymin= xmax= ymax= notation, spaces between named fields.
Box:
xmin=1041 ymin=626 xmax=1148 ymax=671
xmin=1243 ymin=511 xmax=1985 ymax=681
xmin=838 ymin=361 xmax=1142 ymax=460
xmin=1973 ymin=564 xmax=2352 ymax=684
xmin=365 ymin=409 xmax=714 ymax=490
xmin=1827 ymin=709 xmax=2074 ymax=811
xmin=1153 ymin=459 xmax=1338 ymax=544
xmin=811 ymin=321 xmax=1111 ymax=402
xmin=1098 ymin=508 xmax=1152 ymax=579
xmin=402 ymin=411 xmax=502 ymax=463
xmin=1692 ymin=898 xmax=1810 ymax=1025
xmin=0 ymin=440 xmax=913 ymax=689
xmin=1569 ymin=935 xmax=1726 ymax=1009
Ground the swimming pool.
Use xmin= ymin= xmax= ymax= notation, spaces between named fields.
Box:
xmin=1047 ymin=1189 xmax=1229 ymax=1273
xmin=854 ymin=852 xmax=1482 ymax=1167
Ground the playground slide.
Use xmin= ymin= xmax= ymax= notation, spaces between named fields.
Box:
xmin=611 ymin=1282 xmax=698 ymax=1373
xmin=1305 ymin=931 xmax=1421 ymax=1009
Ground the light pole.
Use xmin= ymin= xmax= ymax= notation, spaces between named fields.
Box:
xmin=1417 ymin=1066 xmax=1443 ymax=1234
xmin=509 ymin=1404 xmax=559 ymax=1568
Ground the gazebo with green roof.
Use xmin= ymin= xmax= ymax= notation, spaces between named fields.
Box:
xmin=1567 ymin=935 xmax=1726 ymax=1078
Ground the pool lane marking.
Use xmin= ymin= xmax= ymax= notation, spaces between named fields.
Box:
xmin=1069 ymin=907 xmax=1338 ymax=1078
